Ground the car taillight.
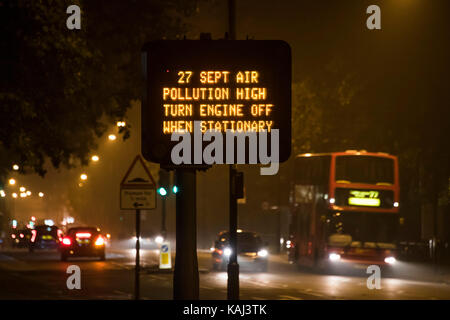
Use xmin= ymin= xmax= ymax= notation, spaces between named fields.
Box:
xmin=31 ymin=230 xmax=37 ymax=243
xmin=62 ymin=237 xmax=72 ymax=246
xmin=216 ymin=249 xmax=223 ymax=255
xmin=95 ymin=236 xmax=105 ymax=246
xmin=57 ymin=230 xmax=63 ymax=242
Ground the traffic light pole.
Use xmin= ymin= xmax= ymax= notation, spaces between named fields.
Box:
xmin=173 ymin=169 xmax=199 ymax=299
xmin=227 ymin=0 xmax=240 ymax=301
xmin=162 ymin=197 xmax=167 ymax=239
xmin=228 ymin=165 xmax=239 ymax=300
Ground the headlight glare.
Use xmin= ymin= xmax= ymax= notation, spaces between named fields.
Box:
xmin=384 ymin=256 xmax=396 ymax=265
xmin=329 ymin=253 xmax=341 ymax=261
xmin=224 ymin=248 xmax=232 ymax=256
xmin=257 ymin=249 xmax=268 ymax=257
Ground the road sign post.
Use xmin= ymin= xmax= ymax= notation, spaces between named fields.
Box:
xmin=135 ymin=208 xmax=141 ymax=300
xmin=120 ymin=155 xmax=156 ymax=300
xmin=173 ymin=169 xmax=199 ymax=299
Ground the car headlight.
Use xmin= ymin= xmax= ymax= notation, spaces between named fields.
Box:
xmin=257 ymin=249 xmax=268 ymax=257
xmin=329 ymin=253 xmax=341 ymax=261
xmin=223 ymin=247 xmax=232 ymax=256
xmin=384 ymin=256 xmax=396 ymax=265
xmin=155 ymin=236 xmax=164 ymax=244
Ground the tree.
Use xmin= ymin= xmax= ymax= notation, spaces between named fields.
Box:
xmin=0 ymin=0 xmax=201 ymax=181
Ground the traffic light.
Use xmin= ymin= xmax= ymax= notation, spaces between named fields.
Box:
xmin=172 ymin=186 xmax=178 ymax=194
xmin=158 ymin=169 xmax=170 ymax=197
xmin=158 ymin=187 xmax=168 ymax=196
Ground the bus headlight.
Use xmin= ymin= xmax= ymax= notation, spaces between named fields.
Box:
xmin=329 ymin=253 xmax=341 ymax=262
xmin=384 ymin=256 xmax=396 ymax=265
xmin=224 ymin=248 xmax=232 ymax=257
xmin=257 ymin=249 xmax=268 ymax=257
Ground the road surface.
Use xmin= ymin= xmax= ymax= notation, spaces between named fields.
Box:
xmin=1 ymin=243 xmax=450 ymax=300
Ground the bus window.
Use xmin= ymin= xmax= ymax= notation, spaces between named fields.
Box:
xmin=295 ymin=156 xmax=331 ymax=185
xmin=335 ymin=156 xmax=394 ymax=185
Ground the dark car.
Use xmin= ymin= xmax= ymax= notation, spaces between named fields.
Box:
xmin=60 ymin=227 xmax=106 ymax=261
xmin=211 ymin=230 xmax=269 ymax=272
xmin=29 ymin=225 xmax=62 ymax=252
xmin=12 ymin=229 xmax=32 ymax=248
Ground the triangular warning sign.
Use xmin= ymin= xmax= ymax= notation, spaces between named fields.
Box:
xmin=121 ymin=155 xmax=156 ymax=187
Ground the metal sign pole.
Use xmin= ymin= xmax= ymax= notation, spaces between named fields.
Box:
xmin=173 ymin=169 xmax=199 ymax=299
xmin=227 ymin=0 xmax=239 ymax=301
xmin=228 ymin=165 xmax=239 ymax=300
xmin=162 ymin=197 xmax=167 ymax=239
xmin=135 ymin=208 xmax=141 ymax=300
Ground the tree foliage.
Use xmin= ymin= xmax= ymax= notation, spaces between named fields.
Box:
xmin=0 ymin=0 xmax=201 ymax=180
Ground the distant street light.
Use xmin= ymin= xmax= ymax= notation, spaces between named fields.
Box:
xmin=12 ymin=193 xmax=18 ymax=198
xmin=26 ymin=191 xmax=31 ymax=196
xmin=91 ymin=155 xmax=100 ymax=162
xmin=0 ymin=190 xmax=5 ymax=197
xmin=80 ymin=174 xmax=88 ymax=181
xmin=12 ymin=164 xmax=19 ymax=171
xmin=19 ymin=187 xmax=26 ymax=192
xmin=20 ymin=193 xmax=27 ymax=198
xmin=9 ymin=178 xmax=16 ymax=185
xmin=117 ymin=121 xmax=126 ymax=127
xmin=108 ymin=134 xmax=117 ymax=141
xmin=38 ymin=192 xmax=44 ymax=198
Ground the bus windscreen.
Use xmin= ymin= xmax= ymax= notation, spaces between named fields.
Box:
xmin=335 ymin=156 xmax=394 ymax=185
xmin=327 ymin=212 xmax=398 ymax=245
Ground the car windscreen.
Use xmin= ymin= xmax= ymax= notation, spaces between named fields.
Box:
xmin=68 ymin=228 xmax=99 ymax=236
xmin=218 ymin=232 xmax=263 ymax=251
xmin=35 ymin=226 xmax=58 ymax=236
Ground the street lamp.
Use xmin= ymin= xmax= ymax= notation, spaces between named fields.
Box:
xmin=80 ymin=174 xmax=88 ymax=181
xmin=12 ymin=193 xmax=18 ymax=198
xmin=117 ymin=121 xmax=126 ymax=127
xmin=9 ymin=178 xmax=16 ymax=185
xmin=38 ymin=192 xmax=44 ymax=198
xmin=19 ymin=187 xmax=26 ymax=192
xmin=0 ymin=190 xmax=5 ymax=197
xmin=108 ymin=134 xmax=117 ymax=141
xmin=91 ymin=155 xmax=100 ymax=162
xmin=12 ymin=164 xmax=19 ymax=171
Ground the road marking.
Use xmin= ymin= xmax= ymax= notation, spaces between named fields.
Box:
xmin=148 ymin=274 xmax=168 ymax=280
xmin=300 ymin=289 xmax=324 ymax=297
xmin=0 ymin=254 xmax=16 ymax=261
xmin=200 ymin=285 xmax=213 ymax=290
xmin=279 ymin=295 xmax=303 ymax=300
xmin=251 ymin=296 xmax=267 ymax=300
xmin=109 ymin=262 xmax=132 ymax=270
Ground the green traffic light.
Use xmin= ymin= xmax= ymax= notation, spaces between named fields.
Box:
xmin=158 ymin=187 xmax=167 ymax=196
xmin=173 ymin=186 xmax=178 ymax=194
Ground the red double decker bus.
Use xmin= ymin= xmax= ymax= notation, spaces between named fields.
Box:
xmin=287 ymin=150 xmax=400 ymax=272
